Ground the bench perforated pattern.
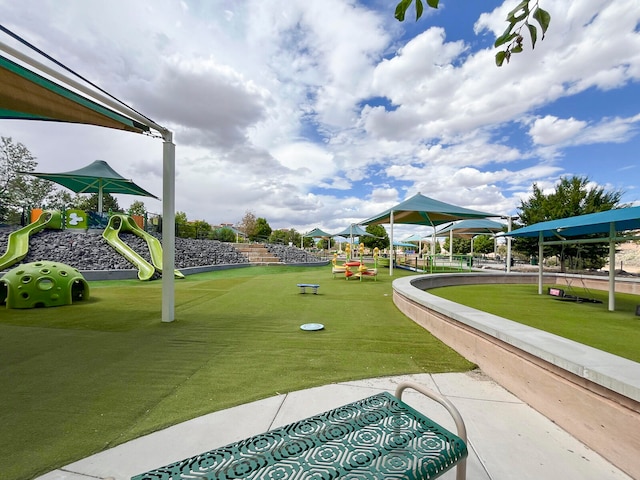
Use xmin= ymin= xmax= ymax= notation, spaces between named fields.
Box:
xmin=132 ymin=392 xmax=467 ymax=480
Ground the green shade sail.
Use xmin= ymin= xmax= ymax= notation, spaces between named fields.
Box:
xmin=0 ymin=54 xmax=150 ymax=134
xmin=335 ymin=224 xmax=376 ymax=237
xmin=502 ymin=206 xmax=640 ymax=238
xmin=303 ymin=227 xmax=334 ymax=238
xmin=436 ymin=219 xmax=506 ymax=239
xmin=361 ymin=192 xmax=499 ymax=227
xmin=26 ymin=160 xmax=158 ymax=213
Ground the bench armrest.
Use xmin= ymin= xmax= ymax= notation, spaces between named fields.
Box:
xmin=395 ymin=381 xmax=468 ymax=480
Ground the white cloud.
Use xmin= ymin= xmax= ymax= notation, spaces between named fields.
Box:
xmin=1 ymin=0 xmax=639 ymax=233
xmin=529 ymin=115 xmax=587 ymax=146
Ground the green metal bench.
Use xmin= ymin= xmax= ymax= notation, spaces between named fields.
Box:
xmin=132 ymin=382 xmax=467 ymax=480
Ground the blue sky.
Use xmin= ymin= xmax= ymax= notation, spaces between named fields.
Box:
xmin=0 ymin=0 xmax=638 ymax=240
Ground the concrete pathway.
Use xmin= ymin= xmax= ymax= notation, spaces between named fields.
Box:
xmin=37 ymin=371 xmax=632 ymax=480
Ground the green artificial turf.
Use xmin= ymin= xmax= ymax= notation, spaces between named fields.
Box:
xmin=430 ymin=283 xmax=640 ymax=362
xmin=0 ymin=266 xmax=474 ymax=480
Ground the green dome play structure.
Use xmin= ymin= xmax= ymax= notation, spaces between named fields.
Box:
xmin=0 ymin=261 xmax=89 ymax=309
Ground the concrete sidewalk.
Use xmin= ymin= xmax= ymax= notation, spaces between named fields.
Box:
xmin=37 ymin=371 xmax=631 ymax=480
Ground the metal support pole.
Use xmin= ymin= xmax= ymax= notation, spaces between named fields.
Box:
xmin=389 ymin=211 xmax=394 ymax=276
xmin=162 ymin=133 xmax=175 ymax=323
xmin=609 ymin=222 xmax=615 ymax=312
xmin=506 ymin=216 xmax=513 ymax=273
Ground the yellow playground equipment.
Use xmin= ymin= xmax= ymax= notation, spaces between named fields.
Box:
xmin=331 ymin=244 xmax=378 ymax=281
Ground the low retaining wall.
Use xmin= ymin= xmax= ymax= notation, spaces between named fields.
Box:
xmin=393 ymin=272 xmax=640 ymax=479
xmin=80 ymin=261 xmax=329 ymax=281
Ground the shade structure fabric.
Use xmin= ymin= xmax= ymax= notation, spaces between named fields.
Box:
xmin=361 ymin=192 xmax=500 ymax=275
xmin=393 ymin=241 xmax=416 ymax=247
xmin=361 ymin=192 xmax=499 ymax=227
xmin=502 ymin=206 xmax=640 ymax=238
xmin=335 ymin=224 xmax=376 ymax=238
xmin=303 ymin=227 xmax=334 ymax=238
xmin=436 ymin=219 xmax=506 ymax=239
xmin=402 ymin=233 xmax=429 ymax=242
xmin=0 ymin=54 xmax=150 ymax=134
xmin=26 ymin=160 xmax=158 ymax=213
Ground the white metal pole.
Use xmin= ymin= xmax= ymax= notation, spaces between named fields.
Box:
xmin=98 ymin=181 xmax=103 ymax=214
xmin=609 ymin=222 xmax=615 ymax=311
xmin=389 ymin=212 xmax=394 ymax=276
xmin=162 ymin=132 xmax=175 ymax=323
xmin=506 ymin=216 xmax=513 ymax=273
xmin=538 ymin=232 xmax=544 ymax=295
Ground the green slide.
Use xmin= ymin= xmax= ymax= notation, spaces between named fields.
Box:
xmin=103 ymin=214 xmax=184 ymax=280
xmin=0 ymin=210 xmax=62 ymax=272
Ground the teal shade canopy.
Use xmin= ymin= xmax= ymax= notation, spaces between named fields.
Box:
xmin=303 ymin=227 xmax=334 ymax=238
xmin=361 ymin=192 xmax=499 ymax=227
xmin=25 ymin=160 xmax=158 ymax=213
xmin=436 ymin=219 xmax=506 ymax=238
xmin=503 ymin=206 xmax=640 ymax=238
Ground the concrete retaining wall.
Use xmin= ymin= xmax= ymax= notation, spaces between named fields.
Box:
xmin=393 ymin=272 xmax=640 ymax=479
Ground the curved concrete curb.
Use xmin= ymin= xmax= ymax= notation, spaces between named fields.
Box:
xmin=392 ymin=273 xmax=640 ymax=479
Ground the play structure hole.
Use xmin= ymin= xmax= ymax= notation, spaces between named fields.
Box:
xmin=59 ymin=271 xmax=68 ymax=277
xmin=37 ymin=278 xmax=55 ymax=291
xmin=40 ymin=268 xmax=50 ymax=274
xmin=21 ymin=292 xmax=29 ymax=299
xmin=71 ymin=280 xmax=86 ymax=301
xmin=21 ymin=275 xmax=32 ymax=284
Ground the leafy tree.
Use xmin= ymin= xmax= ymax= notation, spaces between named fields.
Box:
xmin=473 ymin=235 xmax=495 ymax=254
xmin=192 ymin=220 xmax=212 ymax=239
xmin=238 ymin=211 xmax=257 ymax=240
xmin=253 ymin=217 xmax=272 ymax=241
xmin=44 ymin=190 xmax=74 ymax=211
xmin=394 ymin=0 xmax=550 ymax=66
xmin=443 ymin=237 xmax=471 ymax=255
xmin=269 ymin=228 xmax=310 ymax=247
xmin=175 ymin=211 xmax=188 ymax=224
xmin=362 ymin=224 xmax=390 ymax=250
xmin=175 ymin=211 xmax=193 ymax=238
xmin=73 ymin=192 xmax=121 ymax=213
xmin=515 ymin=176 xmax=623 ymax=270
xmin=128 ymin=200 xmax=147 ymax=216
xmin=212 ymin=227 xmax=237 ymax=242
xmin=0 ymin=136 xmax=55 ymax=221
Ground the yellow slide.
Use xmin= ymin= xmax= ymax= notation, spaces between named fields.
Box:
xmin=0 ymin=210 xmax=62 ymax=271
xmin=103 ymin=214 xmax=184 ymax=281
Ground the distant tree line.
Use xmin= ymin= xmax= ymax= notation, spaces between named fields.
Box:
xmin=3 ymin=137 xmax=625 ymax=269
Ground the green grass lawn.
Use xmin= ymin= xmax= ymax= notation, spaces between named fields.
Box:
xmin=430 ymin=283 xmax=640 ymax=362
xmin=0 ymin=266 xmax=474 ymax=480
